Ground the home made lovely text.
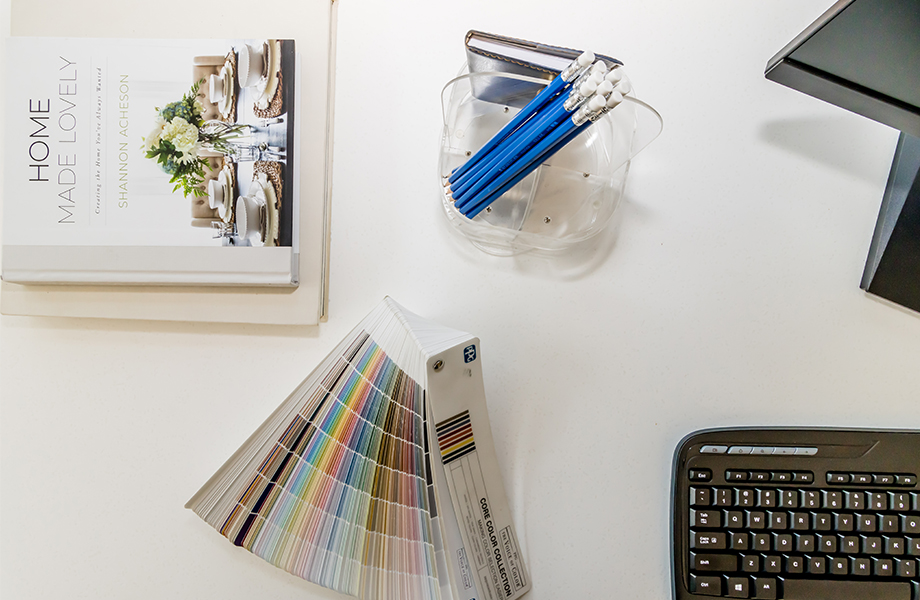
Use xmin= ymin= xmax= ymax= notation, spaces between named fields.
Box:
xmin=26 ymin=55 xmax=130 ymax=225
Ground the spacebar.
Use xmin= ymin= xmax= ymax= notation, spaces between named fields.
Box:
xmin=781 ymin=579 xmax=910 ymax=600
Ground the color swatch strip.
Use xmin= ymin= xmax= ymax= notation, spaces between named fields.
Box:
xmin=435 ymin=411 xmax=476 ymax=464
xmin=214 ymin=332 xmax=440 ymax=600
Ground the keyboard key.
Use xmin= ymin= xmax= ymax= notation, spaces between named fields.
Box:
xmin=726 ymin=470 xmax=748 ymax=482
xmin=691 ymin=509 xmax=721 ymax=528
xmin=818 ymin=534 xmax=837 ymax=553
xmin=700 ymin=445 xmax=728 ymax=454
xmin=691 ymin=553 xmax=737 ymax=572
xmin=845 ymin=491 xmax=865 ymax=510
xmin=728 ymin=446 xmax=753 ymax=454
xmin=690 ymin=574 xmax=722 ymax=596
xmin=881 ymin=515 xmax=899 ymax=533
xmin=778 ymin=490 xmax=798 ymax=508
xmin=870 ymin=492 xmax=888 ymax=510
xmin=749 ymin=471 xmax=770 ymax=482
xmin=884 ymin=536 xmax=905 ymax=555
xmin=763 ymin=555 xmax=781 ymax=573
xmin=827 ymin=473 xmax=849 ymax=484
xmin=741 ymin=554 xmax=760 ymax=573
xmin=863 ymin=536 xmax=882 ymax=555
xmin=758 ymin=490 xmax=776 ymax=508
xmin=737 ymin=488 xmax=755 ymax=507
xmin=856 ymin=513 xmax=877 ymax=532
xmin=833 ymin=513 xmax=854 ymax=531
xmin=896 ymin=474 xmax=917 ymax=486
xmin=823 ymin=491 xmax=842 ymax=509
xmin=910 ymin=538 xmax=920 ymax=556
xmin=806 ymin=555 xmax=826 ymax=574
xmin=691 ymin=531 xmax=727 ymax=550
xmin=792 ymin=471 xmax=814 ymax=483
xmin=691 ymin=487 xmax=711 ymax=506
xmin=772 ymin=471 xmax=792 ymax=482
xmin=725 ymin=576 xmax=749 ymax=598
xmin=802 ymin=490 xmax=821 ymax=509
xmin=768 ymin=512 xmax=787 ymax=530
xmin=873 ymin=557 xmax=894 ymax=576
xmin=715 ymin=488 xmax=733 ymax=506
xmin=752 ymin=446 xmax=772 ymax=455
xmin=772 ymin=447 xmax=796 ymax=456
xmin=812 ymin=513 xmax=832 ymax=531
xmin=773 ymin=533 xmax=793 ymax=552
xmin=726 ymin=511 xmax=744 ymax=529
xmin=747 ymin=511 xmax=766 ymax=529
xmin=689 ymin=469 xmax=712 ymax=482
xmin=840 ymin=535 xmax=859 ymax=554
xmin=781 ymin=580 xmax=911 ymax=600
xmin=793 ymin=447 xmax=818 ymax=455
xmin=829 ymin=556 xmax=848 ymax=575
xmin=731 ymin=532 xmax=750 ymax=551
xmin=752 ymin=577 xmax=777 ymax=600
xmin=753 ymin=533 xmax=771 ymax=551
xmin=790 ymin=512 xmax=810 ymax=531
xmin=903 ymin=515 xmax=920 ymax=534
xmin=852 ymin=473 xmax=873 ymax=485
xmin=874 ymin=474 xmax=895 ymax=485
xmin=850 ymin=557 xmax=870 ymax=576
xmin=785 ymin=555 xmax=804 ymax=574
xmin=795 ymin=534 xmax=815 ymax=552
xmin=895 ymin=557 xmax=916 ymax=577
xmin=890 ymin=492 xmax=911 ymax=511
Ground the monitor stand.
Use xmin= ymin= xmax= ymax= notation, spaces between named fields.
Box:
xmin=860 ymin=132 xmax=920 ymax=313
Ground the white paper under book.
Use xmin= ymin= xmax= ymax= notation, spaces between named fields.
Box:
xmin=187 ymin=298 xmax=530 ymax=600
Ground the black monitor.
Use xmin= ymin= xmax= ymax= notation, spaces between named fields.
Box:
xmin=765 ymin=0 xmax=920 ymax=313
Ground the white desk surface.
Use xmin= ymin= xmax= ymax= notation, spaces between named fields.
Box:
xmin=3 ymin=1 xmax=920 ymax=599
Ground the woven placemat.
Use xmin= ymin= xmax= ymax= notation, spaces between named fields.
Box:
xmin=221 ymin=52 xmax=238 ymax=123
xmin=221 ymin=157 xmax=238 ymax=223
xmin=253 ymin=161 xmax=283 ymax=245
xmin=253 ymin=41 xmax=284 ymax=119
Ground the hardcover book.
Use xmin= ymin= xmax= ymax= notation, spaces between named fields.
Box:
xmin=186 ymin=298 xmax=531 ymax=600
xmin=2 ymin=0 xmax=336 ymax=324
xmin=4 ymin=37 xmax=299 ymax=285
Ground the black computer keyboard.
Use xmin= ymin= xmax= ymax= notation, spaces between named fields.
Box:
xmin=672 ymin=428 xmax=920 ymax=600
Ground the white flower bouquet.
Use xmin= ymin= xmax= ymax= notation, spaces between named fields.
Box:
xmin=144 ymin=80 xmax=249 ymax=198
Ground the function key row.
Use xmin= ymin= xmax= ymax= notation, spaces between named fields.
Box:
xmin=689 ymin=469 xmax=814 ymax=483
xmin=827 ymin=472 xmax=917 ymax=486
xmin=700 ymin=445 xmax=817 ymax=456
xmin=691 ymin=487 xmax=920 ymax=511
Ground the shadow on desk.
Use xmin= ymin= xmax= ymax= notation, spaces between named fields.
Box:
xmin=758 ymin=116 xmax=897 ymax=184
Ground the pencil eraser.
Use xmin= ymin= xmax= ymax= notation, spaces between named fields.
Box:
xmin=579 ymin=80 xmax=598 ymax=96
xmin=606 ymin=91 xmax=624 ymax=108
xmin=589 ymin=94 xmax=606 ymax=111
xmin=605 ymin=69 xmax=623 ymax=84
xmin=578 ymin=51 xmax=595 ymax=66
xmin=591 ymin=61 xmax=608 ymax=74
xmin=618 ymin=80 xmax=632 ymax=95
xmin=596 ymin=80 xmax=614 ymax=96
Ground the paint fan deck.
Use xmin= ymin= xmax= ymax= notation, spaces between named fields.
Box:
xmin=187 ymin=298 xmax=530 ymax=600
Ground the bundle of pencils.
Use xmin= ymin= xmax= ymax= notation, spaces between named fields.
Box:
xmin=447 ymin=51 xmax=631 ymax=219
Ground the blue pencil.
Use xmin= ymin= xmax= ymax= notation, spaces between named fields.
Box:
xmin=462 ymin=92 xmax=622 ymax=219
xmin=448 ymin=51 xmax=595 ymax=185
xmin=452 ymin=79 xmax=603 ymax=209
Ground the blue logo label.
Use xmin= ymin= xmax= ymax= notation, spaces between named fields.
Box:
xmin=463 ymin=345 xmax=477 ymax=363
